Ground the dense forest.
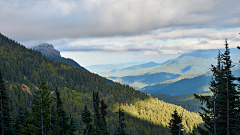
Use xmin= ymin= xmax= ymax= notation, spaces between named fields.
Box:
xmin=151 ymin=93 xmax=211 ymax=112
xmin=0 ymin=33 xmax=202 ymax=134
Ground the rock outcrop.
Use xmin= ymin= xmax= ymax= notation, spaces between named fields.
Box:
xmin=32 ymin=43 xmax=61 ymax=57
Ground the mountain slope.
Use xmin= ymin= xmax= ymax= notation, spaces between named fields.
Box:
xmin=0 ymin=33 xmax=203 ymax=134
xmin=121 ymin=62 xmax=160 ymax=71
xmin=32 ymin=43 xmax=89 ymax=72
xmin=146 ymin=74 xmax=211 ymax=96
xmin=142 ymin=68 xmax=240 ymax=96
xmin=0 ymin=33 xmax=153 ymax=134
xmin=178 ymin=48 xmax=240 ymax=60
xmin=103 ymin=48 xmax=240 ymax=91
xmin=107 ymin=56 xmax=215 ymax=89
xmin=110 ymin=72 xmax=181 ymax=89
xmin=151 ymin=92 xmax=211 ymax=112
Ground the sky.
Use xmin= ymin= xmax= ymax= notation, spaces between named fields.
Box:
xmin=1 ymin=0 xmax=240 ymax=67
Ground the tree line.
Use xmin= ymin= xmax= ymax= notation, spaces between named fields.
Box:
xmin=0 ymin=71 xmax=77 ymax=134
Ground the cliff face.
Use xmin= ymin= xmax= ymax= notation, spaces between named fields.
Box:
xmin=32 ymin=43 xmax=61 ymax=57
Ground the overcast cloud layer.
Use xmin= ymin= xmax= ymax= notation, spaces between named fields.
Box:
xmin=1 ymin=0 xmax=240 ymax=40
xmin=1 ymin=0 xmax=240 ymax=66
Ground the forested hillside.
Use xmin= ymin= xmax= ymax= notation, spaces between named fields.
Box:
xmin=121 ymin=98 xmax=202 ymax=133
xmin=151 ymin=93 xmax=211 ymax=112
xmin=0 ymin=33 xmax=201 ymax=134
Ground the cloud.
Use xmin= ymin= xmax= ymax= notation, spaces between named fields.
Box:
xmin=199 ymin=41 xmax=209 ymax=44
xmin=143 ymin=51 xmax=157 ymax=55
xmin=39 ymin=27 xmax=240 ymax=55
xmin=0 ymin=0 xmax=240 ymax=41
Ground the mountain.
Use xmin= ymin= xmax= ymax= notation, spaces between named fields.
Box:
xmin=32 ymin=43 xmax=89 ymax=72
xmin=104 ymin=48 xmax=240 ymax=90
xmin=142 ymin=68 xmax=240 ymax=96
xmin=109 ymin=72 xmax=181 ymax=89
xmin=86 ymin=62 xmax=143 ymax=73
xmin=142 ymin=74 xmax=212 ymax=96
xmin=107 ymin=56 xmax=215 ymax=89
xmin=178 ymin=48 xmax=240 ymax=60
xmin=32 ymin=43 xmax=61 ymax=57
xmin=121 ymin=62 xmax=160 ymax=71
xmin=0 ymin=33 xmax=201 ymax=134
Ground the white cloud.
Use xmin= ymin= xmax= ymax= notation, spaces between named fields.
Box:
xmin=0 ymin=0 xmax=240 ymax=40
xmin=144 ymin=51 xmax=159 ymax=55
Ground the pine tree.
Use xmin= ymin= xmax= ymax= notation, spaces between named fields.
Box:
xmin=168 ymin=109 xmax=183 ymax=135
xmin=100 ymin=99 xmax=109 ymax=135
xmin=14 ymin=106 xmax=27 ymax=135
xmin=55 ymin=87 xmax=70 ymax=135
xmin=27 ymin=79 xmax=57 ymax=134
xmin=68 ymin=115 xmax=76 ymax=135
xmin=82 ymin=104 xmax=93 ymax=135
xmin=0 ymin=70 xmax=13 ymax=135
xmin=216 ymin=39 xmax=239 ymax=135
xmin=115 ymin=107 xmax=128 ymax=135
xmin=194 ymin=51 xmax=223 ymax=135
xmin=20 ymin=108 xmax=33 ymax=134
xmin=195 ymin=39 xmax=240 ymax=135
xmin=92 ymin=91 xmax=102 ymax=135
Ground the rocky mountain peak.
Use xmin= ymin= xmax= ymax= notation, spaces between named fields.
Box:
xmin=32 ymin=43 xmax=61 ymax=57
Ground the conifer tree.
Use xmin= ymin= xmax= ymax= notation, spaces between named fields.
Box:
xmin=216 ymin=39 xmax=239 ymax=135
xmin=100 ymin=99 xmax=109 ymax=135
xmin=14 ymin=106 xmax=27 ymax=135
xmin=168 ymin=109 xmax=183 ymax=135
xmin=0 ymin=70 xmax=13 ymax=135
xmin=27 ymin=79 xmax=57 ymax=134
xmin=194 ymin=51 xmax=223 ymax=135
xmin=115 ymin=107 xmax=128 ymax=135
xmin=68 ymin=115 xmax=76 ymax=135
xmin=195 ymin=39 xmax=240 ymax=135
xmin=20 ymin=108 xmax=33 ymax=134
xmin=55 ymin=87 xmax=70 ymax=135
xmin=93 ymin=91 xmax=102 ymax=135
xmin=82 ymin=104 xmax=93 ymax=135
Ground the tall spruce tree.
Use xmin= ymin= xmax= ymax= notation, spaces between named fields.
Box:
xmin=68 ymin=115 xmax=76 ymax=135
xmin=14 ymin=106 xmax=27 ymax=135
xmin=115 ymin=107 xmax=128 ymax=135
xmin=0 ymin=70 xmax=13 ymax=135
xmin=217 ymin=39 xmax=239 ymax=135
xmin=21 ymin=108 xmax=33 ymax=134
xmin=92 ymin=91 xmax=102 ymax=135
xmin=55 ymin=87 xmax=70 ymax=135
xmin=82 ymin=104 xmax=93 ymax=135
xmin=194 ymin=51 xmax=223 ymax=135
xmin=27 ymin=79 xmax=58 ymax=134
xmin=195 ymin=39 xmax=240 ymax=135
xmin=168 ymin=109 xmax=183 ymax=135
xmin=100 ymin=99 xmax=109 ymax=135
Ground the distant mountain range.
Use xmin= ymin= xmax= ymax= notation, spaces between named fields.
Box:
xmin=89 ymin=48 xmax=240 ymax=93
xmin=86 ymin=62 xmax=144 ymax=73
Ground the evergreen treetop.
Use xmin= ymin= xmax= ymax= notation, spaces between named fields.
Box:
xmin=0 ymin=70 xmax=13 ymax=135
xmin=168 ymin=109 xmax=183 ymax=135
